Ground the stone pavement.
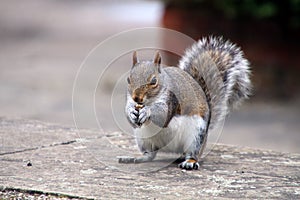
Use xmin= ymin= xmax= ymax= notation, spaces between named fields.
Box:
xmin=0 ymin=117 xmax=300 ymax=199
xmin=0 ymin=0 xmax=300 ymax=155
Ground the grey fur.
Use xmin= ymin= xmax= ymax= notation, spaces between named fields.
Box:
xmin=179 ymin=36 xmax=251 ymax=129
xmin=122 ymin=36 xmax=251 ymax=169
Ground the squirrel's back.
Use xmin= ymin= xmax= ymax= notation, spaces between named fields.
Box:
xmin=179 ymin=36 xmax=251 ymax=129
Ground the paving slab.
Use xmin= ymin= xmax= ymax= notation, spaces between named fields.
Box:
xmin=0 ymin=118 xmax=300 ymax=199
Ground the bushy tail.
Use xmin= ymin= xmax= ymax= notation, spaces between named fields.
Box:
xmin=179 ymin=36 xmax=251 ymax=129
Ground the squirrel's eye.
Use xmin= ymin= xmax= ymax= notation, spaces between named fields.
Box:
xmin=127 ymin=77 xmax=131 ymax=84
xmin=150 ymin=76 xmax=157 ymax=86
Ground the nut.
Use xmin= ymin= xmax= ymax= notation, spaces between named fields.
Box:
xmin=135 ymin=104 xmax=144 ymax=110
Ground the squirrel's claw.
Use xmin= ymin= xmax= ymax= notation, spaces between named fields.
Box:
xmin=137 ymin=106 xmax=150 ymax=125
xmin=127 ymin=106 xmax=139 ymax=126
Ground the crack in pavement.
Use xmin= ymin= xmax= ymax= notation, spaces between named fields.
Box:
xmin=0 ymin=140 xmax=77 ymax=156
xmin=0 ymin=133 xmax=112 ymax=157
xmin=0 ymin=186 xmax=93 ymax=200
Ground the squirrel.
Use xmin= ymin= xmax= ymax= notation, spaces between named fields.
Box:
xmin=118 ymin=36 xmax=251 ymax=170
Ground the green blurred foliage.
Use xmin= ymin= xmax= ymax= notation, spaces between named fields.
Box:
xmin=163 ymin=0 xmax=300 ymax=29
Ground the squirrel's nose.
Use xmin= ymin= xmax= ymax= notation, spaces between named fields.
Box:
xmin=133 ymin=96 xmax=143 ymax=104
xmin=132 ymin=88 xmax=145 ymax=104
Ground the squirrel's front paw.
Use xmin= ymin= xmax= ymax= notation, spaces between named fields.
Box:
xmin=127 ymin=106 xmax=139 ymax=125
xmin=137 ymin=106 xmax=150 ymax=125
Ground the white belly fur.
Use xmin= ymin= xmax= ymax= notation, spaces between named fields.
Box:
xmin=134 ymin=115 xmax=207 ymax=154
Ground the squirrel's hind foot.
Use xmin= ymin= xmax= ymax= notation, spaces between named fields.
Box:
xmin=118 ymin=156 xmax=136 ymax=163
xmin=178 ymin=158 xmax=200 ymax=170
xmin=118 ymin=152 xmax=157 ymax=164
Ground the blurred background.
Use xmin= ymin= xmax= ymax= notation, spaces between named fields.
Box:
xmin=0 ymin=0 xmax=299 ymax=153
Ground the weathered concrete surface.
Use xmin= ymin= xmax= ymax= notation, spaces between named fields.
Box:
xmin=1 ymin=118 xmax=300 ymax=199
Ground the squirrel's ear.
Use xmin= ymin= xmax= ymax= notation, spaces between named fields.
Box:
xmin=132 ymin=51 xmax=138 ymax=67
xmin=153 ymin=51 xmax=161 ymax=65
xmin=153 ymin=51 xmax=161 ymax=73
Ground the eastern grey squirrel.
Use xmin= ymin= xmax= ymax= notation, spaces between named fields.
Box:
xmin=119 ymin=36 xmax=251 ymax=170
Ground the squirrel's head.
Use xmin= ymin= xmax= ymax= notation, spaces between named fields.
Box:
xmin=127 ymin=51 xmax=162 ymax=105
